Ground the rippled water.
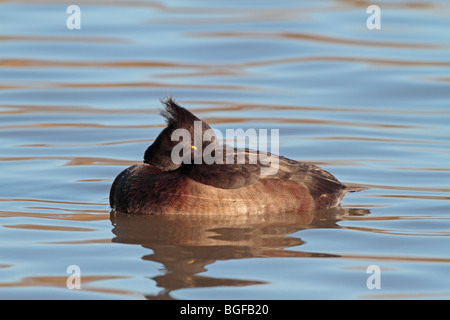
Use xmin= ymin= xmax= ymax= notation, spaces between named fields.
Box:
xmin=1 ymin=0 xmax=450 ymax=299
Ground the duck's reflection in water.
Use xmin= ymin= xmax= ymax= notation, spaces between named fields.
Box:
xmin=110 ymin=207 xmax=369 ymax=299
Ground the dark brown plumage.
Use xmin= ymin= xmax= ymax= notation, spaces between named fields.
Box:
xmin=109 ymin=98 xmax=365 ymax=215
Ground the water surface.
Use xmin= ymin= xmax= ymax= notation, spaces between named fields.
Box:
xmin=1 ymin=0 xmax=450 ymax=299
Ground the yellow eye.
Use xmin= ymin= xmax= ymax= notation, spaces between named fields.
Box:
xmin=191 ymin=145 xmax=197 ymax=150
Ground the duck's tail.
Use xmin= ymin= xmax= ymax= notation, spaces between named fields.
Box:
xmin=344 ymin=183 xmax=368 ymax=193
xmin=326 ymin=183 xmax=367 ymax=209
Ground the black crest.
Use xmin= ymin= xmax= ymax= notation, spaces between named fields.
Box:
xmin=160 ymin=97 xmax=201 ymax=130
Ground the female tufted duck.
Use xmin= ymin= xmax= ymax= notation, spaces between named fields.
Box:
xmin=109 ymin=98 xmax=365 ymax=215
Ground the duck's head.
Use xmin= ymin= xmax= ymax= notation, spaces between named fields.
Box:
xmin=144 ymin=98 xmax=218 ymax=171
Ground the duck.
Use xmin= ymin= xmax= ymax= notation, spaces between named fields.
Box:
xmin=109 ymin=98 xmax=365 ymax=215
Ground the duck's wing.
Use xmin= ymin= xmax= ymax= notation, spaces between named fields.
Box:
xmin=180 ymin=146 xmax=348 ymax=193
xmin=277 ymin=155 xmax=369 ymax=207
xmin=180 ymin=147 xmax=262 ymax=189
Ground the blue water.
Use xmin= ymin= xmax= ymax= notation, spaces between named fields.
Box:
xmin=1 ymin=0 xmax=450 ymax=299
